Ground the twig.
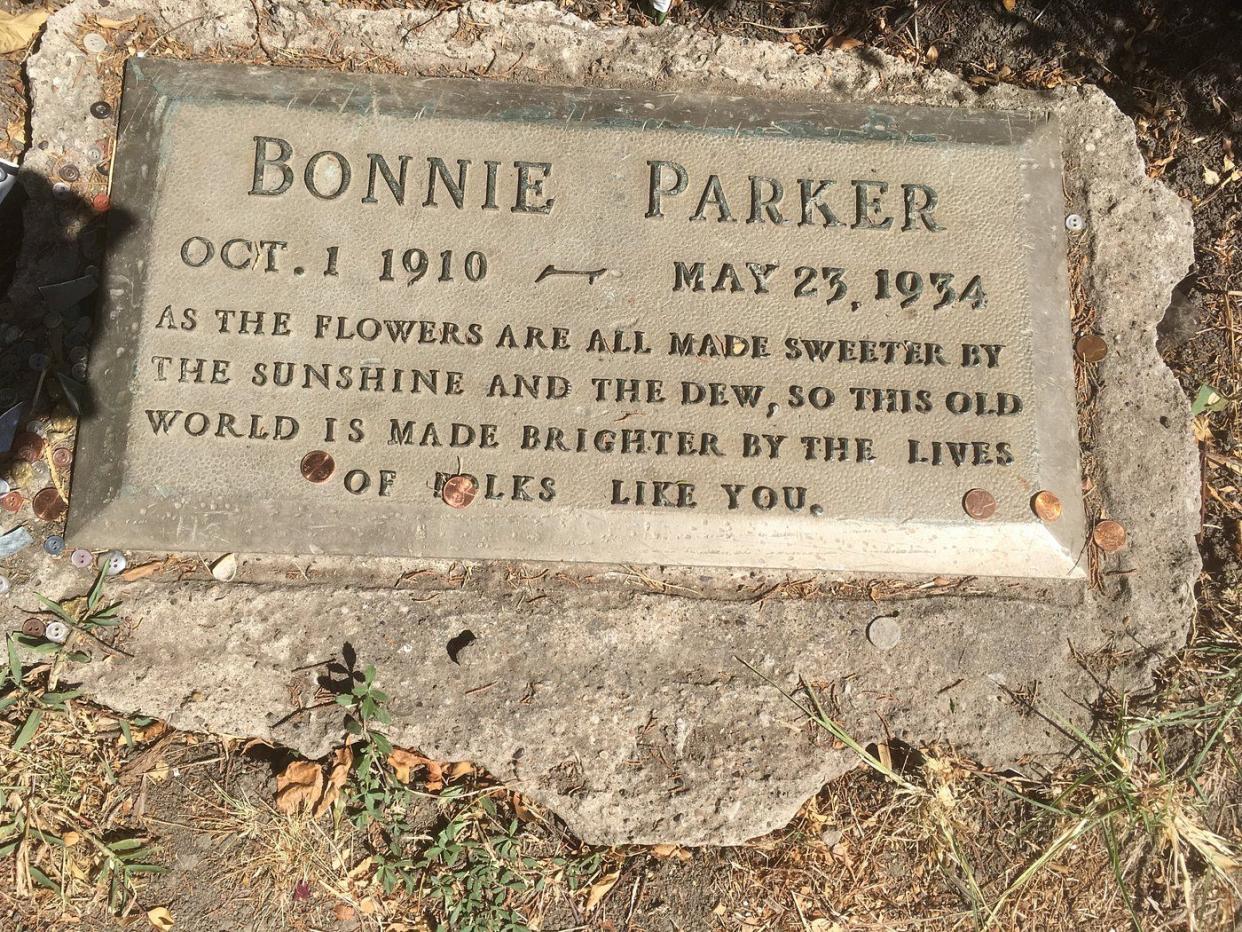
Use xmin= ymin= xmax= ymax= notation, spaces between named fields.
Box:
xmin=738 ymin=20 xmax=837 ymax=33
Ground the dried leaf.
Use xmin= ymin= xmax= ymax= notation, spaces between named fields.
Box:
xmin=118 ymin=559 xmax=165 ymax=582
xmin=0 ymin=10 xmax=48 ymax=54
xmin=585 ymin=870 xmax=621 ymax=913
xmin=1204 ymin=167 xmax=1221 ymax=186
xmin=146 ymin=906 xmax=175 ymax=930
xmin=332 ymin=904 xmax=355 ymax=922
xmin=313 ymin=747 xmax=353 ymax=818
xmin=446 ymin=760 xmax=474 ymax=780
xmin=1002 ymin=0 xmax=1017 ymax=10
xmin=827 ymin=35 xmax=862 ymax=51
xmin=275 ymin=760 xmax=323 ymax=814
xmin=387 ymin=748 xmax=443 ymax=789
xmin=512 ymin=792 xmax=538 ymax=823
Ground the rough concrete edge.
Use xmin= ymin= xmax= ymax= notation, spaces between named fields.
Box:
xmin=11 ymin=0 xmax=1200 ymax=846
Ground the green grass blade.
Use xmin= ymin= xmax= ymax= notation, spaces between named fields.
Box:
xmin=12 ymin=708 xmax=42 ymax=751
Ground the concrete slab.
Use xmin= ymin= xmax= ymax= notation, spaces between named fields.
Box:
xmin=0 ymin=0 xmax=1199 ymax=846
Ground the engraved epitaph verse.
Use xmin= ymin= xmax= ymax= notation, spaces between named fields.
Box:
xmin=67 ymin=61 xmax=1087 ymax=576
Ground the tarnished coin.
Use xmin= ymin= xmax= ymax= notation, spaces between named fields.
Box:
xmin=13 ymin=431 xmax=44 ymax=463
xmin=33 ymin=487 xmax=68 ymax=522
xmin=22 ymin=618 xmax=46 ymax=638
xmin=300 ymin=450 xmax=335 ymax=483
xmin=962 ymin=488 xmax=997 ymax=520
xmin=1031 ymin=490 xmax=1063 ymax=522
xmin=51 ymin=446 xmax=72 ymax=469
xmin=1093 ymin=519 xmax=1127 ymax=553
xmin=1075 ymin=334 xmax=1108 ymax=363
xmin=441 ymin=475 xmax=478 ymax=509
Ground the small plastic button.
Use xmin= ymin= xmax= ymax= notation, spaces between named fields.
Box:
xmin=44 ymin=620 xmax=70 ymax=644
xmin=102 ymin=550 xmax=127 ymax=576
xmin=43 ymin=535 xmax=65 ymax=556
xmin=0 ymin=575 xmax=10 ymax=595
xmin=71 ymin=548 xmax=93 ymax=568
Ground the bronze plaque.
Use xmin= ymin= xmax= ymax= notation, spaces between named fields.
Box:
xmin=68 ymin=59 xmax=1085 ymax=576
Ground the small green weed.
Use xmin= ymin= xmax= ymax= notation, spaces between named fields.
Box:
xmin=331 ymin=659 xmax=614 ymax=928
xmin=0 ymin=571 xmax=162 ymax=913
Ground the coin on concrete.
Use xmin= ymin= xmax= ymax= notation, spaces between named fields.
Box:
xmin=963 ymin=488 xmax=997 ymax=520
xmin=441 ymin=475 xmax=478 ymax=509
xmin=32 ymin=487 xmax=68 ymax=522
xmin=1031 ymin=491 xmax=1063 ymax=522
xmin=1093 ymin=519 xmax=1127 ymax=553
xmin=300 ymin=450 xmax=335 ymax=483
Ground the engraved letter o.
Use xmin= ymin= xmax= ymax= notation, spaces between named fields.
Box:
xmin=180 ymin=236 xmax=214 ymax=268
xmin=343 ymin=469 xmax=371 ymax=494
xmin=304 ymin=150 xmax=352 ymax=200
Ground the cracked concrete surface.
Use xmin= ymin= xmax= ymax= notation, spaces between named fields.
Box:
xmin=0 ymin=0 xmax=1198 ymax=845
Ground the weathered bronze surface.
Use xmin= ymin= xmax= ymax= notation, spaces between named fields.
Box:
xmin=66 ymin=59 xmax=1086 ymax=576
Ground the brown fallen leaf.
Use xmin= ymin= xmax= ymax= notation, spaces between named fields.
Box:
xmin=119 ymin=734 xmax=175 ymax=786
xmin=94 ymin=15 xmax=138 ymax=29
xmin=119 ymin=559 xmax=166 ymax=582
xmin=146 ymin=906 xmax=175 ymax=930
xmin=584 ymin=870 xmax=621 ymax=913
xmin=275 ymin=760 xmax=324 ymax=815
xmin=0 ymin=9 xmax=48 ymax=53
xmin=827 ymin=35 xmax=863 ymax=51
xmin=387 ymin=748 xmax=444 ymax=790
xmin=446 ymin=760 xmax=474 ymax=780
xmin=313 ymin=747 xmax=353 ymax=818
xmin=332 ymin=904 xmax=355 ymax=922
xmin=650 ymin=843 xmax=691 ymax=861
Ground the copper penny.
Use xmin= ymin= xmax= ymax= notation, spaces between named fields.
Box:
xmin=22 ymin=617 xmax=46 ymax=638
xmin=13 ymin=431 xmax=44 ymax=463
xmin=441 ymin=474 xmax=478 ymax=509
xmin=1031 ymin=490 xmax=1063 ymax=522
xmin=51 ymin=446 xmax=73 ymax=469
xmin=962 ymin=488 xmax=997 ymax=520
xmin=33 ymin=487 xmax=68 ymax=522
xmin=0 ymin=491 xmax=23 ymax=513
xmin=1093 ymin=519 xmax=1127 ymax=553
xmin=300 ymin=450 xmax=335 ymax=483
xmin=1075 ymin=334 xmax=1108 ymax=363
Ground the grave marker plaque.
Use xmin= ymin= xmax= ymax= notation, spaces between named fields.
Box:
xmin=68 ymin=59 xmax=1086 ymax=576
